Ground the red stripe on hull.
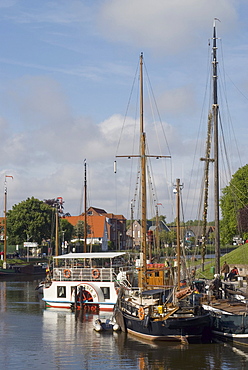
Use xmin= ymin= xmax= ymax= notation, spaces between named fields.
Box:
xmin=45 ymin=303 xmax=114 ymax=311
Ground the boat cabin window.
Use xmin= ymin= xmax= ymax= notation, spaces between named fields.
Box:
xmin=57 ymin=286 xmax=66 ymax=298
xmin=112 ymin=257 xmax=125 ymax=266
xmin=101 ymin=287 xmax=110 ymax=299
xmin=147 ymin=271 xmax=160 ymax=277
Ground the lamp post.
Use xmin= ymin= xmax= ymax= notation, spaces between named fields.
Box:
xmin=3 ymin=175 xmax=13 ymax=269
xmin=62 ymin=230 xmax=65 ymax=254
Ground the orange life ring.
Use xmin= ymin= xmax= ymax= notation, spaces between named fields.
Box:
xmin=92 ymin=269 xmax=100 ymax=279
xmin=138 ymin=306 xmax=145 ymax=320
xmin=63 ymin=269 xmax=71 ymax=278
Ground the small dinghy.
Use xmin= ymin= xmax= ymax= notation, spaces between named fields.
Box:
xmin=93 ymin=317 xmax=120 ymax=332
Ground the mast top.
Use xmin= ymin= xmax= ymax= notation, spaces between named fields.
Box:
xmin=213 ymin=17 xmax=221 ymax=25
xmin=213 ymin=18 xmax=221 ymax=36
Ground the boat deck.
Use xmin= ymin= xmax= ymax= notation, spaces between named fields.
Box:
xmin=204 ymin=299 xmax=248 ymax=314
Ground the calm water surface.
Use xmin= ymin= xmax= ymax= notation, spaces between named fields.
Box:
xmin=1 ymin=279 xmax=248 ymax=370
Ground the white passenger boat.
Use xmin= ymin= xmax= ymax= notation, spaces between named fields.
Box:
xmin=42 ymin=252 xmax=135 ymax=312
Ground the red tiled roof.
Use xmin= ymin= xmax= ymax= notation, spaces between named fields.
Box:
xmin=64 ymin=215 xmax=106 ymax=238
xmin=105 ymin=213 xmax=125 ymax=220
xmin=89 ymin=206 xmax=107 ymax=215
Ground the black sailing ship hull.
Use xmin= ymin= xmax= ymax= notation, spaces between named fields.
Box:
xmin=0 ymin=264 xmax=46 ymax=277
xmin=211 ymin=313 xmax=248 ymax=346
xmin=115 ymin=307 xmax=212 ymax=343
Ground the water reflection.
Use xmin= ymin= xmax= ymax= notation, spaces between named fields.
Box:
xmin=113 ymin=333 xmax=248 ymax=370
xmin=0 ymin=278 xmax=44 ymax=313
xmin=0 ymin=280 xmax=248 ymax=369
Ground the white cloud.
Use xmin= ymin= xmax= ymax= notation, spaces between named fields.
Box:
xmin=97 ymin=0 xmax=238 ymax=54
xmin=157 ymin=86 xmax=196 ymax=116
xmin=7 ymin=76 xmax=70 ymax=128
xmin=0 ymin=0 xmax=245 ymax=224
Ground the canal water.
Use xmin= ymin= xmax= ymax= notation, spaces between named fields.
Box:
xmin=1 ymin=279 xmax=248 ymax=370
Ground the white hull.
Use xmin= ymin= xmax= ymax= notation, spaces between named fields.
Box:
xmin=42 ymin=252 xmax=133 ymax=312
xmin=43 ymin=280 xmax=117 ymax=311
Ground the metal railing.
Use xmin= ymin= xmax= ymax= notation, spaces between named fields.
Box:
xmin=52 ymin=267 xmax=114 ymax=282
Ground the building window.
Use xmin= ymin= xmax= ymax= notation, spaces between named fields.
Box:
xmin=57 ymin=286 xmax=66 ymax=298
xmin=101 ymin=287 xmax=110 ymax=299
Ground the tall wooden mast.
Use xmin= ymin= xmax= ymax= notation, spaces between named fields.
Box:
xmin=176 ymin=179 xmax=181 ymax=290
xmin=116 ymin=53 xmax=170 ymax=289
xmin=155 ymin=204 xmax=160 ymax=256
xmin=84 ymin=159 xmax=87 ymax=253
xmin=212 ymin=20 xmax=220 ymax=274
xmin=131 ymin=200 xmax=134 ymax=251
xmin=139 ymin=53 xmax=147 ymax=285
xmin=200 ymin=112 xmax=214 ymax=271
xmin=55 ymin=206 xmax=59 ymax=257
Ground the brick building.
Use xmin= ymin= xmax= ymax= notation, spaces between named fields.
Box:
xmin=64 ymin=206 xmax=126 ymax=251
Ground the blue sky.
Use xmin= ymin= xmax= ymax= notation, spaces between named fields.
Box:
xmin=0 ymin=0 xmax=247 ymax=222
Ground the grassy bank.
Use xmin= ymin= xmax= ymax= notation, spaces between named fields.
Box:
xmin=195 ymin=243 xmax=248 ymax=279
xmin=0 ymin=258 xmax=27 ymax=267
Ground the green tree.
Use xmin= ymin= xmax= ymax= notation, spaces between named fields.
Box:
xmin=7 ymin=197 xmax=53 ymax=245
xmin=60 ymin=218 xmax=74 ymax=244
xmin=160 ymin=229 xmax=176 ymax=247
xmin=73 ymin=220 xmax=91 ymax=240
xmin=220 ymin=164 xmax=248 ymax=244
xmin=184 ymin=220 xmax=204 ymax=226
xmin=150 ymin=215 xmax=166 ymax=223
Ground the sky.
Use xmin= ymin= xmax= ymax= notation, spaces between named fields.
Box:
xmin=0 ymin=0 xmax=247 ymax=223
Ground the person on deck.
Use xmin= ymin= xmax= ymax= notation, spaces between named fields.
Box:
xmin=164 ymin=258 xmax=170 ymax=268
xmin=221 ymin=261 xmax=230 ymax=281
xmin=228 ymin=267 xmax=239 ymax=281
xmin=191 ymin=268 xmax=196 ymax=279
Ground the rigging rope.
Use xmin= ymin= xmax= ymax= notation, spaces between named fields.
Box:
xmin=184 ymin=41 xmax=213 ymax=221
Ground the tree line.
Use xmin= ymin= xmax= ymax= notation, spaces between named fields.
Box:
xmin=5 ymin=197 xmax=77 ymax=254
xmin=2 ymin=164 xmax=248 ymax=252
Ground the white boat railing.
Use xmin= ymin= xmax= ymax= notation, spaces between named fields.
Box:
xmin=52 ymin=267 xmax=116 ymax=282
